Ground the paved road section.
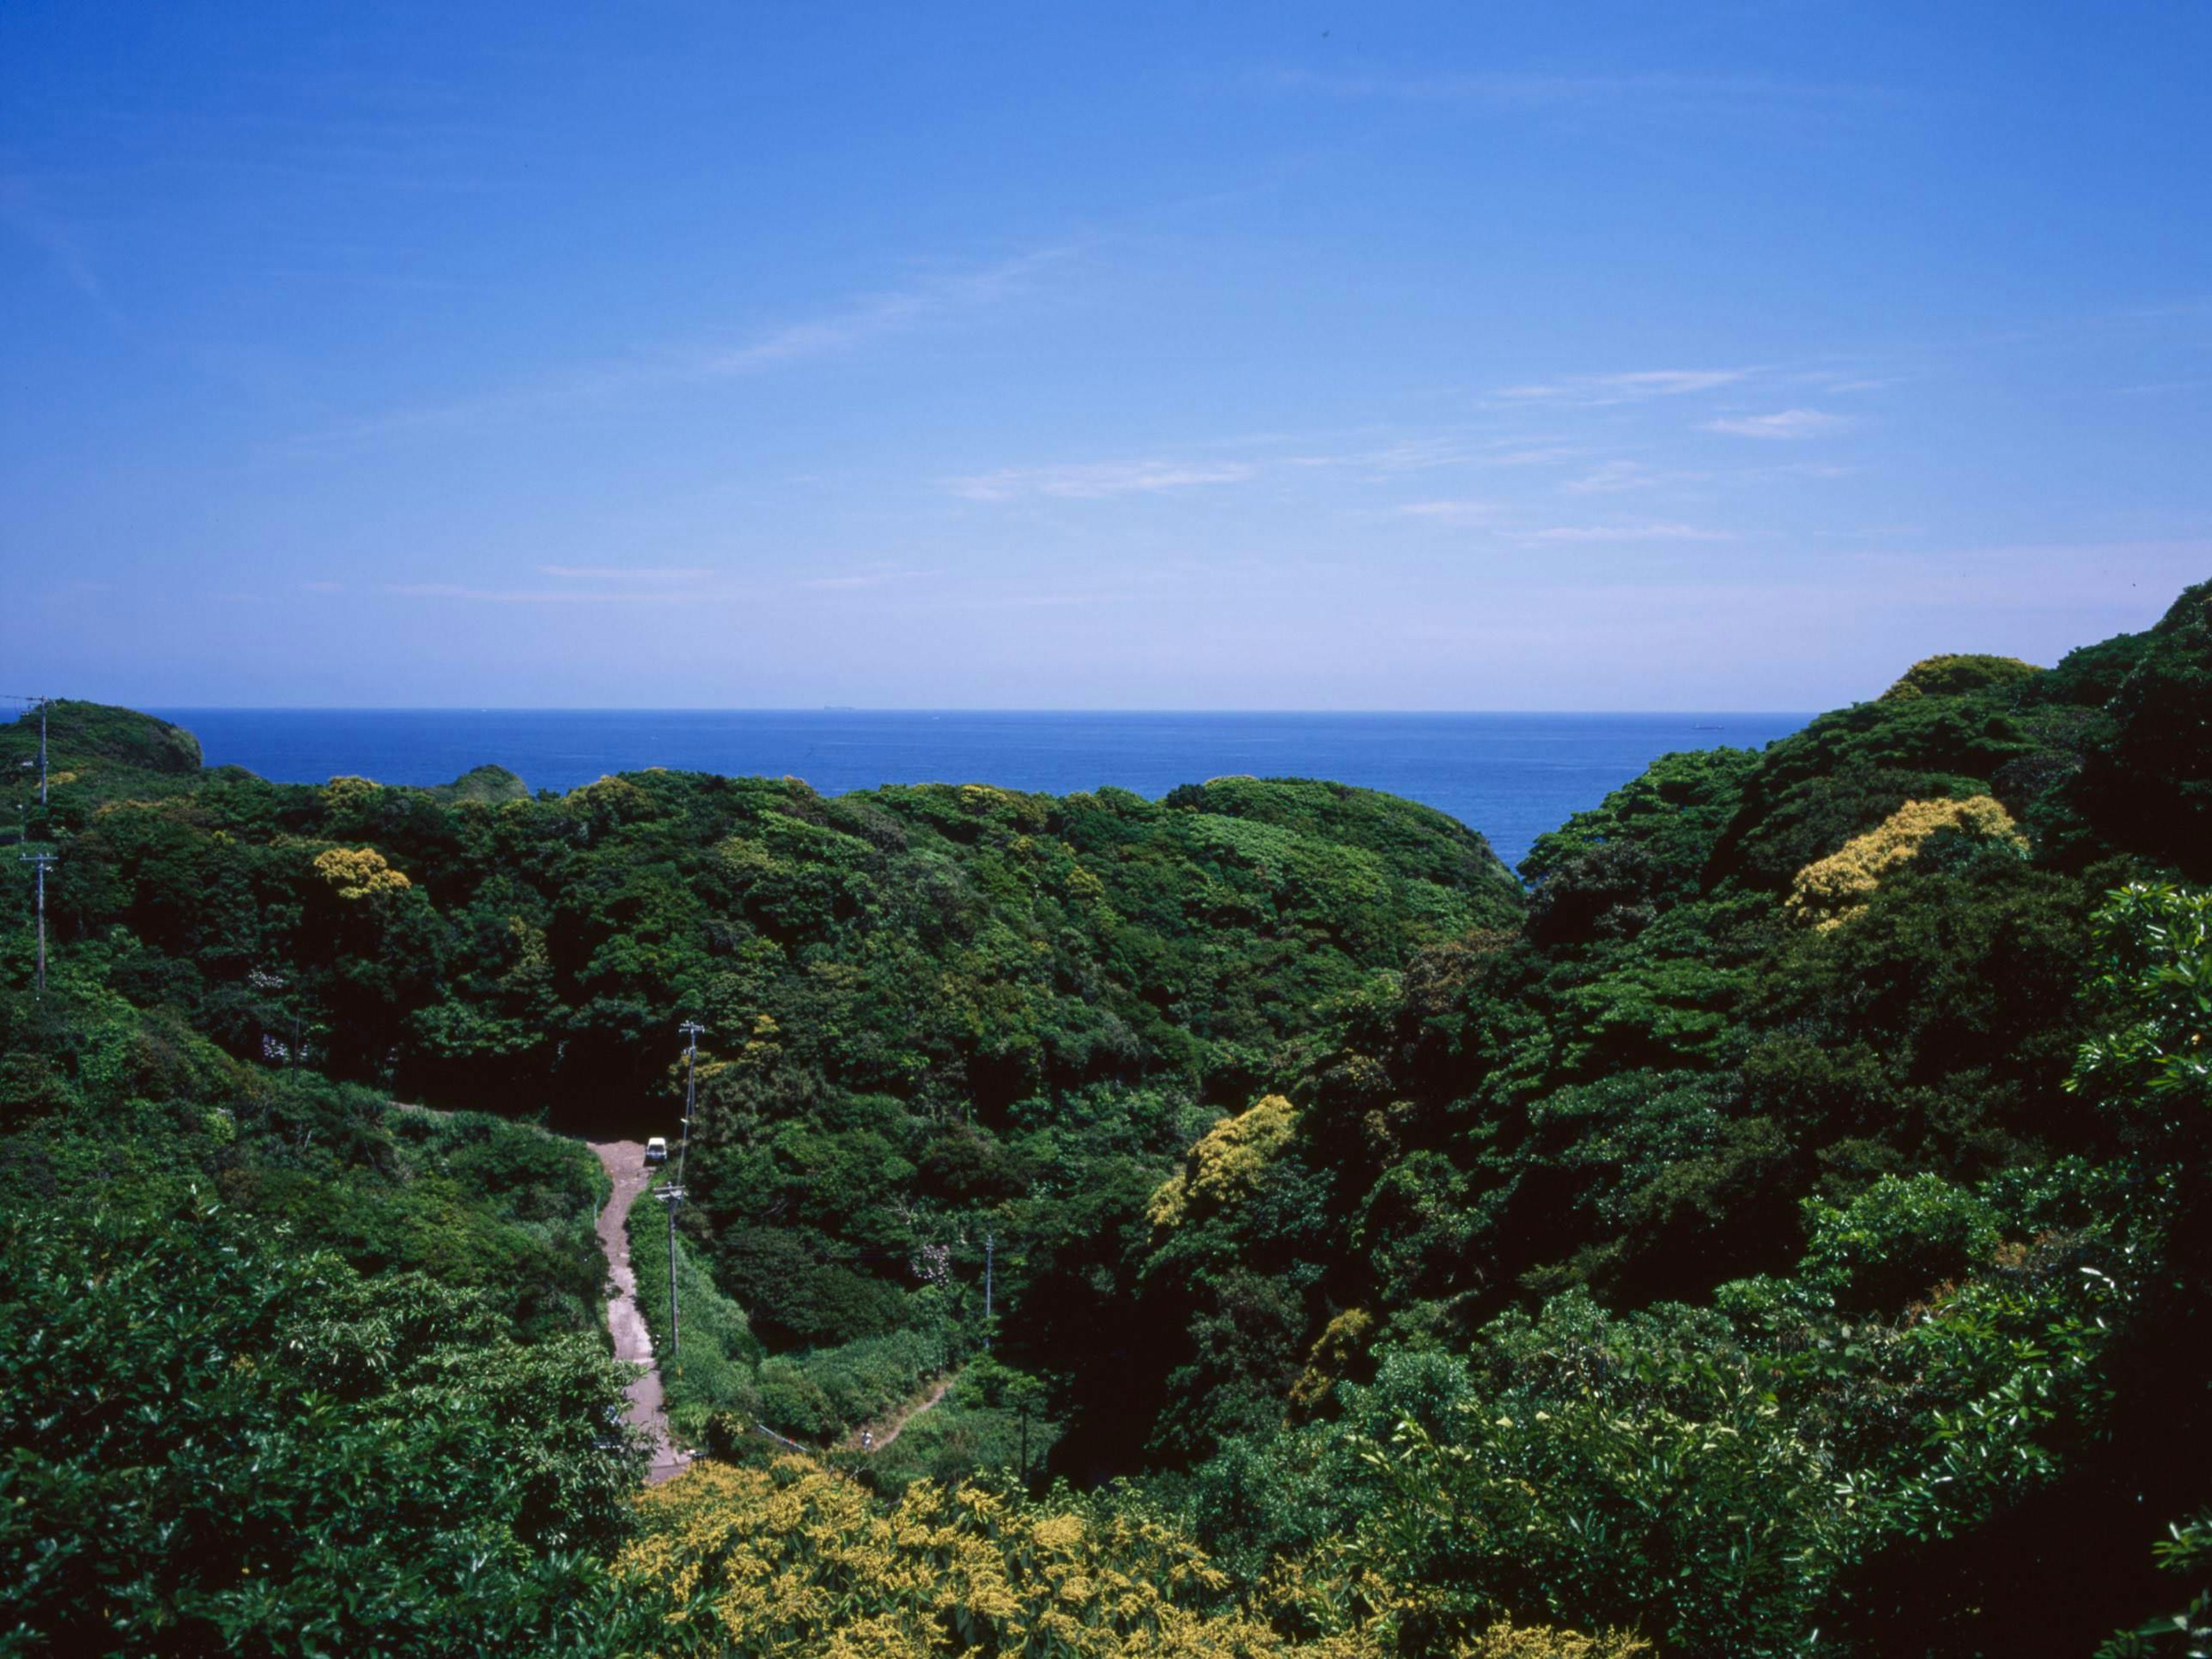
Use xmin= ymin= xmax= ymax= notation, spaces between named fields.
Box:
xmin=589 ymin=1139 xmax=688 ymax=1485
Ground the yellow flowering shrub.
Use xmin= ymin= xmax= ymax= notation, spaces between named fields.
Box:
xmin=507 ymin=914 xmax=551 ymax=968
xmin=1287 ymin=1308 xmax=1374 ymax=1416
xmin=615 ymin=1455 xmax=1378 ymax=1657
xmin=311 ymin=845 xmax=411 ymax=900
xmin=1456 ymin=1622 xmax=1648 ymax=1658
xmin=1786 ymin=796 xmax=2024 ymax=930
xmin=1148 ymin=1095 xmax=1300 ymax=1231
xmin=1249 ymin=1552 xmax=1648 ymax=1659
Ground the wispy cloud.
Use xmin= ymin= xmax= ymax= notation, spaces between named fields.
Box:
xmin=385 ymin=582 xmax=721 ymax=604
xmin=1703 ymin=408 xmax=1851 ymax=440
xmin=946 ymin=459 xmax=1259 ymax=502
xmin=1521 ymin=522 xmax=1736 ymax=543
xmin=1499 ymin=369 xmax=1755 ymax=406
xmin=1395 ymin=499 xmax=1498 ymax=522
xmin=696 ymin=249 xmax=1064 ymax=376
xmin=294 ymin=246 xmax=1070 ymax=448
xmin=302 ymin=580 xmax=344 ymax=593
xmin=1281 ymin=435 xmax=1474 ymax=473
xmin=539 ymin=564 xmax=712 ymax=581
xmin=798 ymin=567 xmax=934 ymax=590
xmin=1752 ymin=460 xmax=1857 ymax=479
xmin=1479 ymin=445 xmax=1584 ymax=467
xmin=1562 ymin=460 xmax=1664 ymax=495
xmin=949 ymin=427 xmax=1590 ymax=506
xmin=2116 ymin=376 xmax=2212 ymax=397
xmin=957 ymin=589 xmax=1128 ymax=611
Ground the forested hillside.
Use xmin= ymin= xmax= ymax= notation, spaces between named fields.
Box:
xmin=5 ymin=585 xmax=2211 ymax=1655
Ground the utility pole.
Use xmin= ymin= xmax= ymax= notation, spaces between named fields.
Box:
xmin=676 ymin=1020 xmax=703 ymax=1194
xmin=983 ymin=1229 xmax=994 ymax=1349
xmin=655 ymin=1020 xmax=706 ymax=1364
xmin=20 ymin=851 xmax=54 ymax=996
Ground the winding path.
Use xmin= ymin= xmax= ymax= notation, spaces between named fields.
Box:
xmin=589 ymin=1138 xmax=689 ymax=1484
xmin=841 ymin=1370 xmax=957 ymax=1453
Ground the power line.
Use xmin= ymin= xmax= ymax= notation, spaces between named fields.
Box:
xmin=676 ymin=1020 xmax=704 ymax=1195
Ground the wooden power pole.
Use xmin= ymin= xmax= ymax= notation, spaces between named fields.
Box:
xmin=656 ymin=1020 xmax=706 ymax=1362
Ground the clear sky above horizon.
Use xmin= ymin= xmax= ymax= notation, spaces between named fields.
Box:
xmin=3 ymin=2 xmax=2207 ymax=710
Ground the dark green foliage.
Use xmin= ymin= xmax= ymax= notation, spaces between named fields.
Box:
xmin=0 ymin=953 xmax=647 ymax=1652
xmin=1108 ymin=586 xmax=2212 ymax=1652
xmin=9 ymin=742 xmax=1523 ymax=1509
xmin=0 ymin=1186 xmax=643 ymax=1656
xmin=2099 ymin=1514 xmax=2212 ymax=1657
xmin=7 ymin=581 xmax=2212 ymax=1654
xmin=1185 ymin=1162 xmax=2130 ymax=1656
xmin=2063 ymin=584 xmax=2212 ymax=879
xmin=1521 ymin=748 xmax=1759 ymax=945
xmin=630 ymin=1216 xmax=768 ymax=1441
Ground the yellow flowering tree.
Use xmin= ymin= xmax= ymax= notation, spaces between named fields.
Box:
xmin=1149 ymin=1096 xmax=1301 ymax=1232
xmin=312 ymin=844 xmax=412 ymax=900
xmin=1786 ymin=796 xmax=2025 ymax=930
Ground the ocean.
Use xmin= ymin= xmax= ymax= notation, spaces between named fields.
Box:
xmin=150 ymin=709 xmax=1812 ymax=871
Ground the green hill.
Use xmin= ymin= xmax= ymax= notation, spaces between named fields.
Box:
xmin=5 ymin=584 xmax=2212 ymax=1656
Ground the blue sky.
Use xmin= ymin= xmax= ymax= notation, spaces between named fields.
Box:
xmin=2 ymin=2 xmax=2206 ymax=709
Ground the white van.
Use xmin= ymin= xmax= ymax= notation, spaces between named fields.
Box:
xmin=643 ymin=1137 xmax=669 ymax=1165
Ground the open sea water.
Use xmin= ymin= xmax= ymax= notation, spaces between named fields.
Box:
xmin=150 ymin=710 xmax=1812 ymax=872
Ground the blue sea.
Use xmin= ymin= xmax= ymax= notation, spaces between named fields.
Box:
xmin=150 ymin=710 xmax=1811 ymax=871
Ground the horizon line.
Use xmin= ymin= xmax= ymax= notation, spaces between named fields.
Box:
xmin=134 ymin=703 xmax=1820 ymax=717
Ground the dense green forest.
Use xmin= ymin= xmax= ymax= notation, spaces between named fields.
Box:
xmin=5 ymin=585 xmax=2212 ymax=1655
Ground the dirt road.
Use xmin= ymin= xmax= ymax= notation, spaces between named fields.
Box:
xmin=589 ymin=1139 xmax=688 ymax=1484
xmin=840 ymin=1370 xmax=956 ymax=1453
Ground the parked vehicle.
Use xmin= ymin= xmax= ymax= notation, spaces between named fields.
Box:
xmin=643 ymin=1137 xmax=668 ymax=1165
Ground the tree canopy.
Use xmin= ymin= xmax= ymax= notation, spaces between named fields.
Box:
xmin=6 ymin=581 xmax=2212 ymax=1654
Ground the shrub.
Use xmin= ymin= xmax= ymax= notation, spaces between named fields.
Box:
xmin=0 ymin=1199 xmax=643 ymax=1654
xmin=1879 ymin=654 xmax=2043 ymax=702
